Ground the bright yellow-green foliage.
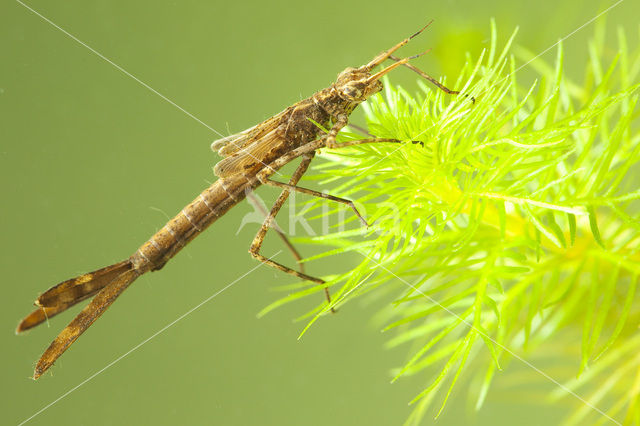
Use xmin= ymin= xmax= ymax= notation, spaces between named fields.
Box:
xmin=264 ymin=22 xmax=640 ymax=425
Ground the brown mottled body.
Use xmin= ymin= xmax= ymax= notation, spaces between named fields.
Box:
xmin=18 ymin=22 xmax=464 ymax=379
xmin=134 ymin=90 xmax=354 ymax=273
xmin=132 ymin=175 xmax=258 ymax=272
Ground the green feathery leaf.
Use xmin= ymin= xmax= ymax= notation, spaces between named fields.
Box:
xmin=265 ymin=20 xmax=640 ymax=424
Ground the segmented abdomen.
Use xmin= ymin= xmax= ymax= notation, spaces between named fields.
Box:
xmin=131 ymin=174 xmax=257 ymax=272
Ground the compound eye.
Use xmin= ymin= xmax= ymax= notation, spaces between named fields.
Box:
xmin=343 ymin=84 xmax=362 ymax=99
xmin=337 ymin=67 xmax=357 ymax=80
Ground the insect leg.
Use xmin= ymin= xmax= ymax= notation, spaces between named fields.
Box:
xmin=250 ymin=153 xmax=336 ymax=310
xmin=324 ymin=137 xmax=408 ymax=149
xmin=261 ymin=179 xmax=369 ymax=228
xmin=258 ymin=138 xmax=411 ymax=228
xmin=363 ymin=21 xmax=433 ymax=70
xmin=250 ymin=136 xmax=417 ymax=309
xmin=387 ymin=54 xmax=475 ymax=103
xmin=345 ymin=122 xmax=374 ymax=137
xmin=324 ymin=114 xmax=349 ymax=149
xmin=256 ymin=136 xmax=411 ymax=175
xmin=246 ymin=191 xmax=306 ymax=274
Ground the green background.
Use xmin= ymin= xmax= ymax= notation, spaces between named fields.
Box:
xmin=1 ymin=1 xmax=637 ymax=425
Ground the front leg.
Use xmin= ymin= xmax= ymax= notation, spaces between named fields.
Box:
xmin=388 ymin=54 xmax=475 ymax=103
xmin=254 ymin=136 xmax=406 ymax=179
xmin=325 ymin=113 xmax=349 ymax=149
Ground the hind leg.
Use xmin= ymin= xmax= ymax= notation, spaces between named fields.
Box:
xmin=249 ymin=152 xmax=335 ymax=310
